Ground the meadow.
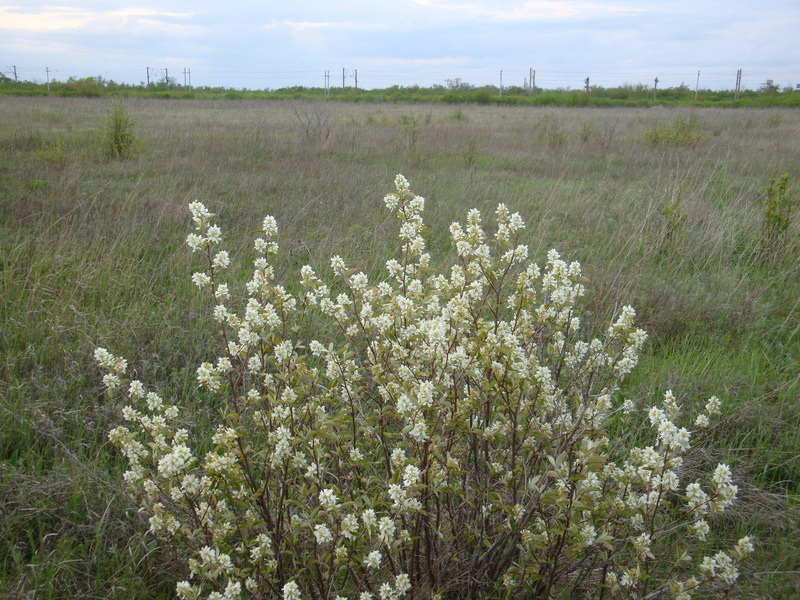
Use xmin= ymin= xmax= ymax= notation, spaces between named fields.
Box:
xmin=0 ymin=96 xmax=798 ymax=598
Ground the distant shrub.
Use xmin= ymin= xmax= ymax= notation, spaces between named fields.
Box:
xmin=536 ymin=114 xmax=566 ymax=150
xmin=758 ymin=80 xmax=780 ymax=94
xmin=35 ymin=136 xmax=68 ymax=168
xmin=449 ymin=108 xmax=468 ymax=122
xmin=290 ymin=102 xmax=337 ymax=144
xmin=98 ymin=97 xmax=140 ymax=160
xmin=565 ymin=91 xmax=590 ymax=107
xmin=645 ymin=114 xmax=704 ymax=147
xmin=760 ymin=173 xmax=797 ymax=250
xmin=474 ymin=89 xmax=493 ymax=104
xmin=532 ymin=92 xmax=560 ymax=106
xmin=97 ymin=176 xmax=753 ymax=600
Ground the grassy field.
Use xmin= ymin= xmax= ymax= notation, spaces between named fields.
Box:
xmin=1 ymin=96 xmax=798 ymax=598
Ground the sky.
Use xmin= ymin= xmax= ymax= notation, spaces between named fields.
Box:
xmin=1 ymin=1 xmax=798 ymax=91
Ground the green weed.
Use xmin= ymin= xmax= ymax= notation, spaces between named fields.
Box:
xmin=462 ymin=139 xmax=478 ymax=169
xmin=399 ymin=113 xmax=425 ymax=166
xmin=657 ymin=190 xmax=688 ymax=248
xmin=450 ymin=108 xmax=468 ymax=122
xmin=578 ymin=120 xmax=595 ymax=143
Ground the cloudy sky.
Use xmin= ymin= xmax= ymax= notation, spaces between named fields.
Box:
xmin=1 ymin=1 xmax=798 ymax=91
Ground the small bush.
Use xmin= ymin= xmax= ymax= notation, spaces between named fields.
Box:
xmin=474 ymin=89 xmax=493 ymax=105
xmin=98 ymin=96 xmax=140 ymax=160
xmin=35 ymin=136 xmax=69 ymax=168
xmin=290 ymin=102 xmax=337 ymax=145
xmin=760 ymin=173 xmax=797 ymax=250
xmin=97 ymin=176 xmax=753 ymax=599
xmin=645 ymin=114 xmax=703 ymax=147
xmin=536 ymin=114 xmax=566 ymax=150
xmin=449 ymin=109 xmax=468 ymax=122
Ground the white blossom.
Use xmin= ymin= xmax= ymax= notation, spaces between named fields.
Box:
xmin=313 ymin=524 xmax=333 ymax=545
xmin=364 ymin=550 xmax=381 ymax=569
xmin=283 ymin=581 xmax=301 ymax=600
xmin=319 ymin=488 xmax=340 ymax=511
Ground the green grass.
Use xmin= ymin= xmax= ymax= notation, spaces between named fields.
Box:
xmin=1 ymin=97 xmax=798 ymax=598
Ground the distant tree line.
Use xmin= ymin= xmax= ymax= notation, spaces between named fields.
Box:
xmin=1 ymin=74 xmax=798 ymax=107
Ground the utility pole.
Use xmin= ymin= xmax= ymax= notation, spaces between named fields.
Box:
xmin=45 ymin=67 xmax=50 ymax=92
xmin=165 ymin=68 xmax=169 ymax=87
xmin=695 ymin=70 xmax=700 ymax=100
xmin=11 ymin=65 xmax=17 ymax=82
xmin=585 ymin=77 xmax=590 ymax=92
xmin=342 ymin=68 xmax=345 ymax=89
xmin=324 ymin=70 xmax=330 ymax=97
xmin=653 ymin=76 xmax=658 ymax=100
xmin=146 ymin=66 xmax=150 ymax=87
xmin=734 ymin=68 xmax=742 ymax=100
xmin=355 ymin=69 xmax=358 ymax=90
xmin=531 ymin=69 xmax=535 ymax=96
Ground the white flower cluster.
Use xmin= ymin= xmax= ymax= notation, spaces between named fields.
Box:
xmin=97 ymin=175 xmax=754 ymax=600
xmin=699 ymin=536 xmax=754 ymax=586
xmin=94 ymin=347 xmax=127 ymax=390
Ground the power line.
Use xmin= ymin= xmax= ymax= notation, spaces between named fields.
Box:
xmin=3 ymin=64 xmax=794 ymax=91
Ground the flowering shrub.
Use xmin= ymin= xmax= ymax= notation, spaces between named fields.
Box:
xmin=97 ymin=175 xmax=752 ymax=599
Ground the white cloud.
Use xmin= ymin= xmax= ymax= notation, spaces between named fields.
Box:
xmin=0 ymin=5 xmax=96 ymax=31
xmin=483 ymin=1 xmax=642 ymax=20
xmin=381 ymin=56 xmax=468 ymax=66
xmin=0 ymin=5 xmax=194 ymax=33
xmin=284 ymin=21 xmax=335 ymax=33
xmin=262 ymin=19 xmax=384 ymax=33
xmin=409 ymin=0 xmax=642 ymax=20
